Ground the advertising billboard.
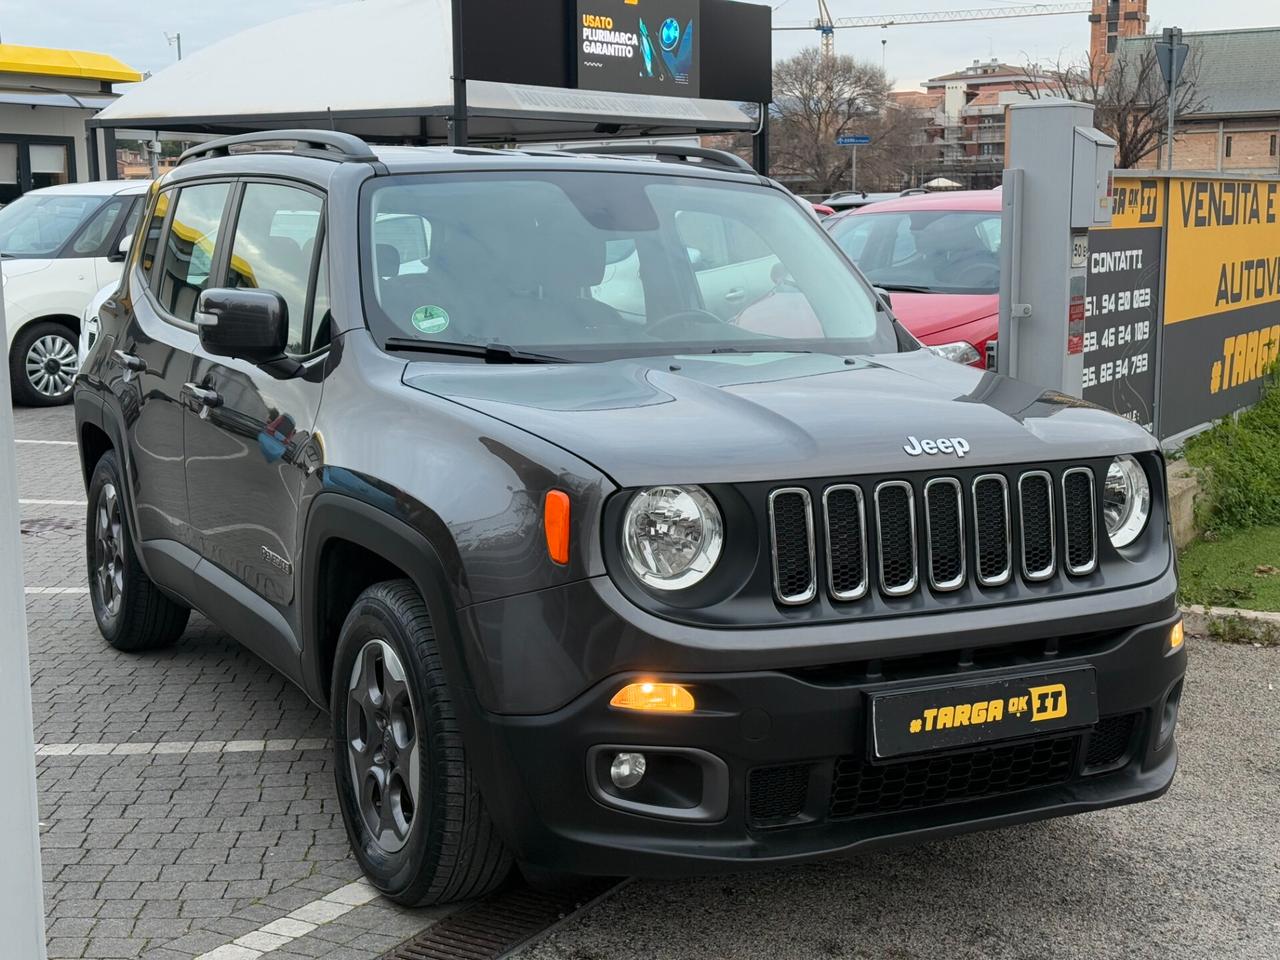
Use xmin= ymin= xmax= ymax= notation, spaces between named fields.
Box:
xmin=1158 ymin=178 xmax=1280 ymax=437
xmin=577 ymin=0 xmax=701 ymax=97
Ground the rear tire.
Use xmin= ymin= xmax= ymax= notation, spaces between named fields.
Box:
xmin=11 ymin=321 xmax=78 ymax=406
xmin=86 ymin=450 xmax=190 ymax=651
xmin=332 ymin=579 xmax=512 ymax=906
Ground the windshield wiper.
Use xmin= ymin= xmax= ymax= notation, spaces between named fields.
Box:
xmin=383 ymin=338 xmax=569 ymax=364
xmin=704 ymin=347 xmax=813 ymax=355
xmin=874 ymin=283 xmax=935 ymax=294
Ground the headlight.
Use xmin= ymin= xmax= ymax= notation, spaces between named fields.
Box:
xmin=928 ymin=341 xmax=982 ymax=366
xmin=1103 ymin=455 xmax=1151 ymax=548
xmin=622 ymin=485 xmax=723 ymax=590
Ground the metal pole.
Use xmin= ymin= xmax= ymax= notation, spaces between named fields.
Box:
xmin=0 ymin=265 xmax=49 ymax=960
xmin=752 ymin=104 xmax=770 ymax=176
xmin=448 ymin=0 xmax=468 ymax=146
xmin=1163 ymin=27 xmax=1181 ymax=171
xmin=176 ymin=34 xmax=182 ymax=61
xmin=851 ymin=144 xmax=858 ymax=191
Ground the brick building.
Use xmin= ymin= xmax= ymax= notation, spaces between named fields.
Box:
xmin=1089 ymin=0 xmax=1149 ymax=74
xmin=1124 ymin=26 xmax=1280 ymax=174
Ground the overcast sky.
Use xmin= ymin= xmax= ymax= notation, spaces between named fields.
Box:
xmin=3 ymin=0 xmax=1277 ymax=92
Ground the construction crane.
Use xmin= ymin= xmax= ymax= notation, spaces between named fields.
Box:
xmin=778 ymin=4 xmax=1092 ymax=56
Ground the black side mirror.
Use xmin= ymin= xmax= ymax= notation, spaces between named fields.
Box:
xmin=873 ymin=287 xmax=893 ymax=311
xmin=195 ymin=288 xmax=300 ymax=376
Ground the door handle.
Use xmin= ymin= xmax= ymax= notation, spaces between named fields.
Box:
xmin=724 ymin=288 xmax=746 ymax=302
xmin=112 ymin=349 xmax=146 ymax=373
xmin=182 ymin=382 xmax=223 ymax=409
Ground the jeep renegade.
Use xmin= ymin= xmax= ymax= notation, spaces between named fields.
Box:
xmin=74 ymin=132 xmax=1186 ymax=906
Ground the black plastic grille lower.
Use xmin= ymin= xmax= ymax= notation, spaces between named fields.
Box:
xmin=1084 ymin=713 xmax=1139 ymax=768
xmin=876 ymin=483 xmax=916 ymax=593
xmin=1020 ymin=473 xmax=1054 ymax=579
xmin=824 ymin=486 xmax=867 ymax=599
xmin=748 ymin=764 xmax=811 ymax=825
xmin=1063 ymin=469 xmax=1098 ymax=574
xmin=770 ymin=490 xmax=814 ymax=603
xmin=925 ymin=480 xmax=964 ymax=589
xmin=829 ymin=736 xmax=1078 ymax=820
xmin=973 ymin=476 xmax=1011 ymax=584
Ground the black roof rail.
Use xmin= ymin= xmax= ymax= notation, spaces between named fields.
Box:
xmin=559 ymin=143 xmax=756 ymax=174
xmin=178 ymin=129 xmax=378 ymax=166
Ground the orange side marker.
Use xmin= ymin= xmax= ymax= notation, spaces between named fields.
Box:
xmin=544 ymin=490 xmax=571 ymax=565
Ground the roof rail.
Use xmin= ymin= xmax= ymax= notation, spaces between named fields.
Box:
xmin=178 ymin=129 xmax=378 ymax=166
xmin=899 ymin=187 xmax=929 ymax=196
xmin=559 ymin=143 xmax=756 ymax=174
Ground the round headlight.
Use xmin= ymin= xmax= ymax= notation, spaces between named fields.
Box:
xmin=1103 ymin=455 xmax=1151 ymax=549
xmin=622 ymin=485 xmax=723 ymax=591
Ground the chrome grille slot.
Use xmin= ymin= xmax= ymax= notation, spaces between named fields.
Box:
xmin=823 ymin=484 xmax=868 ymax=601
xmin=972 ymin=474 xmax=1012 ymax=587
xmin=874 ymin=481 xmax=918 ymax=597
xmin=924 ymin=478 xmax=965 ymax=591
xmin=1018 ymin=471 xmax=1055 ymax=581
xmin=1062 ymin=468 xmax=1098 ymax=575
xmin=769 ymin=488 xmax=817 ymax=605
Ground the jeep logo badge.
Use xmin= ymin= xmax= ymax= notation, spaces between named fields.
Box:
xmin=904 ymin=436 xmax=970 ymax=458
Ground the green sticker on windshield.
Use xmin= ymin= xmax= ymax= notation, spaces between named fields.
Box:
xmin=411 ymin=305 xmax=450 ymax=334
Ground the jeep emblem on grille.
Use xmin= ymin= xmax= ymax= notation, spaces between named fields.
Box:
xmin=904 ymin=436 xmax=970 ymax=458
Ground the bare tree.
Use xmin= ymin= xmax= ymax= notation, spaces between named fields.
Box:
xmin=769 ymin=48 xmax=891 ymax=194
xmin=1017 ymin=45 xmax=1206 ymax=170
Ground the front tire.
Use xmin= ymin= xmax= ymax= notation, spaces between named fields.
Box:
xmin=332 ymin=579 xmax=512 ymax=906
xmin=86 ymin=450 xmax=190 ymax=650
xmin=11 ymin=321 xmax=79 ymax=406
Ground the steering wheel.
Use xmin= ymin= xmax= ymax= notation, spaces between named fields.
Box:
xmin=646 ymin=308 xmax=732 ymax=338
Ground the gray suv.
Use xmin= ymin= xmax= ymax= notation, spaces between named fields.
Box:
xmin=74 ymin=132 xmax=1185 ymax=906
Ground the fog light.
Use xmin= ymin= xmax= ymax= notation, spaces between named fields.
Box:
xmin=610 ymin=681 xmax=695 ymax=713
xmin=1169 ymin=620 xmax=1184 ymax=652
xmin=610 ymin=752 xmax=647 ymax=789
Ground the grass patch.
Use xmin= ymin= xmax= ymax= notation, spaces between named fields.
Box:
xmin=1178 ymin=524 xmax=1280 ymax=611
xmin=1184 ymin=367 xmax=1280 ymax=535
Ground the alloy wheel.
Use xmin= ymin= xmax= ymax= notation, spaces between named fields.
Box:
xmin=93 ymin=482 xmax=125 ymax=619
xmin=25 ymin=333 xmax=79 ymax=398
xmin=347 ymin=638 xmax=421 ymax=853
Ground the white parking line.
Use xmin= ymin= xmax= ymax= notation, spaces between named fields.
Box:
xmin=24 ymin=587 xmax=89 ymax=595
xmin=193 ymin=879 xmax=381 ymax=960
xmin=34 ymin=737 xmax=331 ymax=757
xmin=19 ymin=499 xmax=86 ymax=506
xmin=14 ymin=439 xmax=75 ymax=446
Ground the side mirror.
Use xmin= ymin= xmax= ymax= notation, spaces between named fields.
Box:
xmin=109 ymin=233 xmax=133 ymax=263
xmin=195 ymin=288 xmax=296 ymax=373
xmin=873 ymin=286 xmax=893 ymax=311
xmin=686 ymin=246 xmax=704 ymax=266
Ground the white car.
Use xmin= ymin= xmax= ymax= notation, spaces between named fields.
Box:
xmin=1 ymin=180 xmax=149 ymax=406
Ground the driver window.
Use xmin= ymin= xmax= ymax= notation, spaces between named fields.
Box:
xmin=71 ymin=198 xmax=126 ymax=256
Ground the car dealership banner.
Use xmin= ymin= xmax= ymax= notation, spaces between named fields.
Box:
xmin=578 ymin=0 xmax=700 ymax=97
xmin=1085 ymin=174 xmax=1280 ymax=440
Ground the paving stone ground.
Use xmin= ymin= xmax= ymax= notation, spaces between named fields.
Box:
xmin=14 ymin=406 xmax=454 ymax=960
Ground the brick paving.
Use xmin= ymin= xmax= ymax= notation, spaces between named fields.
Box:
xmin=13 ymin=406 xmax=452 ymax=960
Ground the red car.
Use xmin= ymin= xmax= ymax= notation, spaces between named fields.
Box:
xmin=825 ymin=189 xmax=1001 ymax=367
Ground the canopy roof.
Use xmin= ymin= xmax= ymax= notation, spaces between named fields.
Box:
xmin=0 ymin=42 xmax=140 ymax=87
xmin=93 ymin=0 xmax=755 ymax=142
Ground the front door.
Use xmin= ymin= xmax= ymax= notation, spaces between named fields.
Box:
xmin=183 ymin=181 xmax=328 ymax=661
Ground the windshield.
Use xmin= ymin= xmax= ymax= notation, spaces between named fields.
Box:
xmin=0 ymin=193 xmax=109 ymax=257
xmin=361 ymin=171 xmax=897 ymax=360
xmin=827 ymin=209 xmax=1002 ymax=295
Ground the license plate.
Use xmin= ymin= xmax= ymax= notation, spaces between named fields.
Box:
xmin=870 ymin=667 xmax=1098 ymax=760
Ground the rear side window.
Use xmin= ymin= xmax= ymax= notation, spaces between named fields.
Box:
xmin=71 ymin=198 xmax=126 ymax=256
xmin=222 ymin=182 xmax=324 ymax=355
xmin=156 ymin=183 xmax=231 ymax=323
xmin=139 ymin=190 xmax=171 ymax=280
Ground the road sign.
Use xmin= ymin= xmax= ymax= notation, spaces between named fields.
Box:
xmin=1154 ymin=28 xmax=1189 ymax=87
xmin=836 ymin=134 xmax=872 ymax=146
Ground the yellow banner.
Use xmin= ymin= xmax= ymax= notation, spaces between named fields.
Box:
xmin=1106 ymin=177 xmax=1164 ymax=230
xmin=1164 ymin=178 xmax=1280 ymax=325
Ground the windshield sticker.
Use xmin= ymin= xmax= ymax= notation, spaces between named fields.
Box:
xmin=411 ymin=305 xmax=450 ymax=335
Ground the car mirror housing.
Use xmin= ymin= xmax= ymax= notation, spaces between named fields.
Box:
xmin=194 ymin=288 xmax=299 ymax=375
xmin=109 ymin=233 xmax=133 ymax=263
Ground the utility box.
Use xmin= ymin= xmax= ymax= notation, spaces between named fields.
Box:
xmin=997 ymin=98 xmax=1115 ymax=397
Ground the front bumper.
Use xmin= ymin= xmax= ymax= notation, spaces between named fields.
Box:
xmin=458 ymin=592 xmax=1185 ymax=877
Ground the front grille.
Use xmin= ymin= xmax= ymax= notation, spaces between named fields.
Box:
xmin=769 ymin=488 xmax=816 ymax=604
xmin=829 ymin=735 xmax=1078 ymax=820
xmin=1084 ymin=713 xmax=1140 ymax=768
xmin=748 ymin=764 xmax=811 ymax=826
xmin=768 ymin=463 xmax=1102 ymax=607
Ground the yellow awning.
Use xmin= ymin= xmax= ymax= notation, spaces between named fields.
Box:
xmin=0 ymin=43 xmax=141 ymax=84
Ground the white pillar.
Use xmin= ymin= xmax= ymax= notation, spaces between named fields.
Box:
xmin=0 ymin=273 xmax=49 ymax=957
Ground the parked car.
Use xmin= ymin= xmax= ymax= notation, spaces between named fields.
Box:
xmin=75 ymin=133 xmax=1182 ymax=907
xmin=826 ymin=189 xmax=1001 ymax=367
xmin=79 ymin=283 xmax=117 ymax=369
xmin=1 ymin=180 xmax=149 ymax=405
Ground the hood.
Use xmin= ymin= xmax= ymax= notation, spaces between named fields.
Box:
xmin=888 ymin=291 xmax=998 ymax=340
xmin=405 ymin=350 xmax=1155 ymax=487
xmin=0 ymin=258 xmax=54 ymax=285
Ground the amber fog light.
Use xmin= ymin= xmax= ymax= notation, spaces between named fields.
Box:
xmin=1168 ymin=620 xmax=1184 ymax=652
xmin=610 ymin=681 xmax=695 ymax=713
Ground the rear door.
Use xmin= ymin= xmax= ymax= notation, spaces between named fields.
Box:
xmin=674 ymin=209 xmax=780 ymax=321
xmin=182 ymin=180 xmax=328 ymax=673
xmin=109 ymin=181 xmax=233 ymax=555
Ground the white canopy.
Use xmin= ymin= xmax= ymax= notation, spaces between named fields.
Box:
xmin=93 ymin=0 xmax=755 ymax=142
